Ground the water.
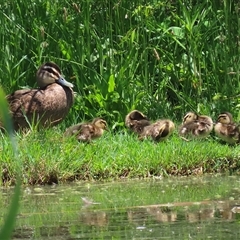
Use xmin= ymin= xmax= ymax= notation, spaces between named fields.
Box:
xmin=1 ymin=174 xmax=240 ymax=239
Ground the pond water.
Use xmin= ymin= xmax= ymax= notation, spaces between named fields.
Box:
xmin=1 ymin=174 xmax=240 ymax=239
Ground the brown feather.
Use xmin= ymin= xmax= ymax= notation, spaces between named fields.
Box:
xmin=139 ymin=119 xmax=175 ymax=142
xmin=125 ymin=110 xmax=150 ymax=134
xmin=6 ymin=83 xmax=73 ymax=131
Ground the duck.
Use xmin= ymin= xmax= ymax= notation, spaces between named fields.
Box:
xmin=178 ymin=112 xmax=213 ymax=139
xmin=4 ymin=62 xmax=74 ymax=131
xmin=214 ymin=112 xmax=240 ymax=144
xmin=64 ymin=118 xmax=108 ymax=143
xmin=139 ymin=119 xmax=175 ymax=142
xmin=125 ymin=110 xmax=151 ymax=134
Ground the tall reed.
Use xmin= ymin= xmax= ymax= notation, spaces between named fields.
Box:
xmin=0 ymin=0 xmax=239 ymax=126
xmin=0 ymin=88 xmax=20 ymax=239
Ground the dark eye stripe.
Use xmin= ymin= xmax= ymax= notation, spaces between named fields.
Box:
xmin=42 ymin=66 xmax=60 ymax=78
xmin=218 ymin=115 xmax=227 ymax=120
xmin=101 ymin=121 xmax=106 ymax=125
xmin=43 ymin=62 xmax=61 ymax=73
xmin=183 ymin=115 xmax=189 ymax=121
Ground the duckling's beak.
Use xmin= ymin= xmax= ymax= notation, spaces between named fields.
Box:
xmin=56 ymin=76 xmax=74 ymax=88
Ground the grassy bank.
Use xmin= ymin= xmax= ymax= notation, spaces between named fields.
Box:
xmin=1 ymin=126 xmax=240 ymax=185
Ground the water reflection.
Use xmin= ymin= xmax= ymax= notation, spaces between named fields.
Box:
xmin=80 ymin=210 xmax=108 ymax=227
xmin=2 ymin=175 xmax=240 ymax=239
xmin=146 ymin=206 xmax=177 ymax=222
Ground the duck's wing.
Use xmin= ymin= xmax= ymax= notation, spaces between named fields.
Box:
xmin=130 ymin=119 xmax=151 ymax=134
xmin=7 ymin=84 xmax=74 ymax=130
xmin=179 ymin=121 xmax=199 ymax=135
xmin=7 ymin=88 xmax=38 ymax=115
xmin=77 ymin=124 xmax=95 ymax=142
xmin=153 ymin=121 xmax=172 ymax=141
xmin=64 ymin=123 xmax=84 ymax=137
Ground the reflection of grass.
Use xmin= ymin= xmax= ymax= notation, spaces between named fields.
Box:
xmin=1 ymin=125 xmax=240 ymax=185
xmin=0 ymin=88 xmax=20 ymax=239
xmin=8 ymin=176 xmax=240 ymax=239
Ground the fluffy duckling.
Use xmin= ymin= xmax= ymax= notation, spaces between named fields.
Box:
xmin=64 ymin=118 xmax=108 ymax=143
xmin=125 ymin=110 xmax=151 ymax=134
xmin=139 ymin=119 xmax=175 ymax=142
xmin=214 ymin=112 xmax=240 ymax=144
xmin=5 ymin=62 xmax=74 ymax=131
xmin=179 ymin=112 xmax=213 ymax=139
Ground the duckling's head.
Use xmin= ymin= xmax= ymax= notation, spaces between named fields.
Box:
xmin=182 ymin=112 xmax=198 ymax=124
xmin=36 ymin=62 xmax=74 ymax=89
xmin=92 ymin=118 xmax=108 ymax=130
xmin=129 ymin=110 xmax=148 ymax=121
xmin=217 ymin=112 xmax=233 ymax=124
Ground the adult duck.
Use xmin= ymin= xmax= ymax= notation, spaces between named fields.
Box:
xmin=5 ymin=62 xmax=74 ymax=131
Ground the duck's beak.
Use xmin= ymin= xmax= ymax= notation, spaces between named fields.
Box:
xmin=56 ymin=76 xmax=74 ymax=88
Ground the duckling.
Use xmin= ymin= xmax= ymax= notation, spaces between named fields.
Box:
xmin=64 ymin=118 xmax=108 ymax=143
xmin=179 ymin=112 xmax=213 ymax=139
xmin=214 ymin=112 xmax=240 ymax=144
xmin=129 ymin=119 xmax=152 ymax=135
xmin=139 ymin=119 xmax=175 ymax=142
xmin=125 ymin=110 xmax=151 ymax=134
xmin=4 ymin=62 xmax=74 ymax=131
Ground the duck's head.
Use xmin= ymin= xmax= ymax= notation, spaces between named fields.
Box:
xmin=182 ymin=112 xmax=198 ymax=124
xmin=92 ymin=118 xmax=108 ymax=131
xmin=217 ymin=112 xmax=233 ymax=124
xmin=36 ymin=62 xmax=74 ymax=88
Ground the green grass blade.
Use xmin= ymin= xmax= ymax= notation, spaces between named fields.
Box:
xmin=0 ymin=180 xmax=21 ymax=239
xmin=0 ymin=88 xmax=14 ymax=135
xmin=0 ymin=87 xmax=20 ymax=239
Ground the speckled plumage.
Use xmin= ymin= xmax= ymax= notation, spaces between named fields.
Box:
xmin=214 ymin=112 xmax=240 ymax=144
xmin=139 ymin=119 xmax=175 ymax=142
xmin=125 ymin=110 xmax=151 ymax=134
xmin=179 ymin=112 xmax=213 ymax=139
xmin=64 ymin=118 xmax=108 ymax=143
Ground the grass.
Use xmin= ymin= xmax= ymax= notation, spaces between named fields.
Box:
xmin=0 ymin=88 xmax=21 ymax=239
xmin=0 ymin=0 xmax=240 ymax=183
xmin=1 ymin=126 xmax=240 ymax=186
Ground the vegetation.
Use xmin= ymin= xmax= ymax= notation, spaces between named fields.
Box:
xmin=0 ymin=0 xmax=240 ymax=185
xmin=0 ymin=0 xmax=240 ymax=126
xmin=0 ymin=88 xmax=21 ymax=239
